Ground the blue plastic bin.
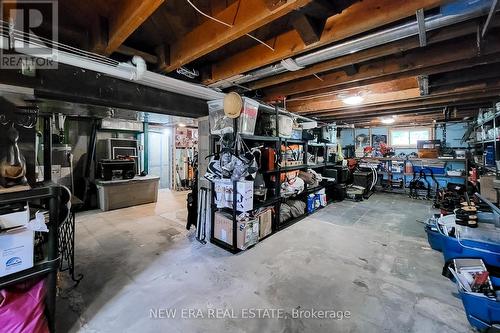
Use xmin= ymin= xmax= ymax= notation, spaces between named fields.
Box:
xmin=413 ymin=166 xmax=445 ymax=175
xmin=442 ymin=236 xmax=500 ymax=267
xmin=425 ymin=225 xmax=445 ymax=252
xmin=459 ymin=279 xmax=500 ymax=331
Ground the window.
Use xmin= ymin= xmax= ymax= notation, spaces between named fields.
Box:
xmin=390 ymin=128 xmax=431 ymax=147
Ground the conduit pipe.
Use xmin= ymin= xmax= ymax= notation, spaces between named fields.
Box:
xmin=210 ymin=1 xmax=495 ymax=89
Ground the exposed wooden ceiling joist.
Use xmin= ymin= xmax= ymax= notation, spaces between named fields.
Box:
xmin=334 ymin=109 xmax=477 ymax=125
xmin=164 ymin=0 xmax=313 ymax=72
xmin=286 ymin=77 xmax=420 ymax=104
xmin=270 ymin=35 xmax=500 ymax=104
xmin=429 ymin=63 xmax=500 ymax=93
xmin=325 ymin=105 xmax=482 ymax=121
xmin=206 ymin=0 xmax=449 ymax=84
xmin=306 ymin=86 xmax=500 ymax=118
xmin=289 ymin=64 xmax=500 ymax=114
xmin=99 ymin=0 xmax=165 ymax=56
xmin=117 ymin=44 xmax=159 ymax=64
xmin=248 ymin=19 xmax=495 ymax=91
xmin=292 ymin=87 xmax=423 ymax=111
xmin=1 ymin=0 xmax=16 ymax=20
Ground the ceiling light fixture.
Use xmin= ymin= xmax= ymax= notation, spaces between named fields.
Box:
xmin=178 ymin=123 xmax=187 ymax=127
xmin=342 ymin=95 xmax=364 ymax=105
xmin=381 ymin=117 xmax=396 ymax=124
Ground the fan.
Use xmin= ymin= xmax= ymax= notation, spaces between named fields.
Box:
xmin=356 ymin=134 xmax=368 ymax=146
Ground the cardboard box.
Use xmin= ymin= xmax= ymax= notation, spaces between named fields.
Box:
xmin=256 ymin=208 xmax=273 ymax=239
xmin=214 ymin=179 xmax=253 ymax=212
xmin=214 ymin=212 xmax=259 ymax=250
xmin=480 ymin=175 xmax=497 ymax=203
xmin=0 ymin=203 xmax=29 ymax=229
xmin=0 ymin=227 xmax=34 ymax=277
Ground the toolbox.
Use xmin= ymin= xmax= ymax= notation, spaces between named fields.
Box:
xmin=324 ymin=166 xmax=349 ymax=183
xmin=353 ymin=171 xmax=373 ymax=189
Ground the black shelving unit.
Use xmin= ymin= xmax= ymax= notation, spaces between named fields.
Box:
xmin=0 ymin=185 xmax=61 ymax=332
xmin=209 ymin=107 xmax=336 ymax=253
xmin=470 ymin=110 xmax=500 ymax=173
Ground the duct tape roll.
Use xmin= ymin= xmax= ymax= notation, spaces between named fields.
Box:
xmin=224 ymin=92 xmax=243 ymax=119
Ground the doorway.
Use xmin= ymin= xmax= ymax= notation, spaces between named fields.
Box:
xmin=147 ymin=128 xmax=172 ymax=189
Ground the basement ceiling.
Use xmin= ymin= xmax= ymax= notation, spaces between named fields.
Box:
xmin=1 ymin=0 xmax=500 ymax=125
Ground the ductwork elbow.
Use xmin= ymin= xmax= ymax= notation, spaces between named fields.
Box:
xmin=131 ymin=55 xmax=147 ymax=81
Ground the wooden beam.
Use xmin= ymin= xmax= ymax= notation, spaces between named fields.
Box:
xmin=165 ymin=0 xmax=312 ymax=72
xmin=328 ymin=109 xmax=480 ymax=123
xmin=292 ymin=13 xmax=325 ymax=45
xmin=102 ymin=0 xmax=165 ymax=56
xmin=90 ymin=16 xmax=109 ymax=55
xmin=287 ymin=77 xmax=419 ymax=103
xmin=267 ymin=35 xmax=500 ymax=101
xmin=331 ymin=109 xmax=477 ymax=124
xmin=265 ymin=0 xmax=289 ymax=10
xmin=328 ymin=112 xmax=478 ymax=126
xmin=2 ymin=0 xmax=15 ymax=20
xmin=155 ymin=44 xmax=169 ymax=70
xmin=305 ymin=88 xmax=423 ymax=110
xmin=207 ymin=0 xmax=449 ymax=84
xmin=0 ymin=64 xmax=207 ymax=118
xmin=289 ymin=52 xmax=500 ymax=104
xmin=117 ymin=45 xmax=159 ymax=64
xmin=303 ymin=87 xmax=500 ymax=118
xmin=249 ymin=19 xmax=494 ymax=91
xmin=326 ymin=106 xmax=481 ymax=121
xmin=430 ymin=63 xmax=500 ymax=90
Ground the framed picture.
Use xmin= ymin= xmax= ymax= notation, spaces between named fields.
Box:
xmin=372 ymin=134 xmax=387 ymax=148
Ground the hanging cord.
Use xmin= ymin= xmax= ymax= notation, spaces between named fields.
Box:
xmin=185 ymin=0 xmax=275 ymax=51
xmin=186 ymin=0 xmax=232 ymax=27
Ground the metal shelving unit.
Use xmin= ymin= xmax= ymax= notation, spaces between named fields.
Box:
xmin=209 ymin=108 xmax=336 ymax=253
xmin=471 ymin=110 xmax=500 ymax=173
xmin=359 ymin=157 xmax=469 ymax=194
xmin=0 ymin=185 xmax=61 ymax=332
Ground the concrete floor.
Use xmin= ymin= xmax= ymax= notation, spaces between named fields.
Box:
xmin=57 ymin=191 xmax=474 ymax=333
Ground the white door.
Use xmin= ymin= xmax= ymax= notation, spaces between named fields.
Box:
xmin=147 ymin=129 xmax=172 ymax=189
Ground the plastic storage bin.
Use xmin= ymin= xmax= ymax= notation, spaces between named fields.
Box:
xmin=413 ymin=166 xmax=445 ymax=175
xmin=425 ymin=225 xmax=445 ymax=251
xmin=278 ymin=115 xmax=294 ymax=138
xmin=207 ymin=97 xmax=259 ymax=135
xmin=442 ymin=233 xmax=500 ymax=268
xmin=208 ymin=100 xmax=233 ymax=135
xmin=452 ymin=259 xmax=500 ymax=331
xmin=239 ymin=97 xmax=259 ymax=135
